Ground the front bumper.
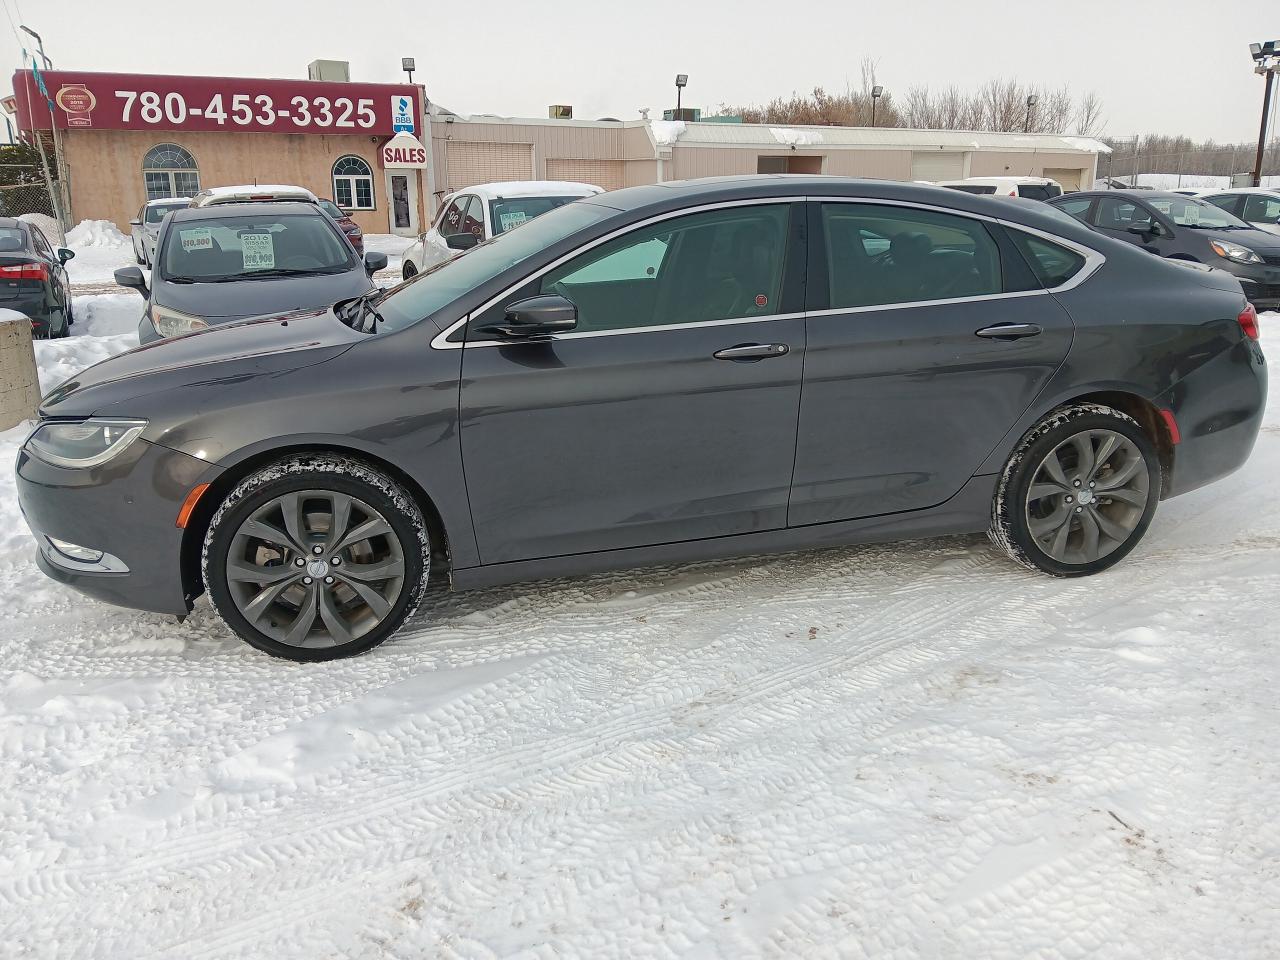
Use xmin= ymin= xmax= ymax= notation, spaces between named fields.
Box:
xmin=16 ymin=436 xmax=218 ymax=615
xmin=1163 ymin=335 xmax=1268 ymax=498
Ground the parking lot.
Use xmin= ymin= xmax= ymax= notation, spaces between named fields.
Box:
xmin=1 ymin=239 xmax=1277 ymax=954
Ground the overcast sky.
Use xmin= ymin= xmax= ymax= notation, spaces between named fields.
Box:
xmin=3 ymin=0 xmax=1276 ymax=143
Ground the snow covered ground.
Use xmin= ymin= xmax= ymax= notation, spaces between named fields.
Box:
xmin=0 ymin=311 xmax=1277 ymax=958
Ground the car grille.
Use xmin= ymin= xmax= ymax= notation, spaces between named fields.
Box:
xmin=1247 ymin=283 xmax=1280 ymax=303
xmin=1262 ymin=255 xmax=1280 ymax=266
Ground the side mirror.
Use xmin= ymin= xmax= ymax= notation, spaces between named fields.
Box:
xmin=1126 ymin=222 xmax=1155 ymax=237
xmin=480 ymin=294 xmax=578 ymax=339
xmin=57 ymin=248 xmax=75 ymax=264
xmin=113 ymin=265 xmax=148 ymax=295
xmin=363 ymin=251 xmax=388 ymax=273
xmin=129 ymin=219 xmax=142 ymax=227
xmin=446 ymin=232 xmax=478 ymax=251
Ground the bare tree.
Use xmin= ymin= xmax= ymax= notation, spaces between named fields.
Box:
xmin=1074 ymin=91 xmax=1105 ymax=137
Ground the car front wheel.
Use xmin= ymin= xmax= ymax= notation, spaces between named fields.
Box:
xmin=989 ymin=403 xmax=1160 ymax=576
xmin=402 ymin=260 xmax=417 ymax=281
xmin=203 ymin=454 xmax=431 ymax=660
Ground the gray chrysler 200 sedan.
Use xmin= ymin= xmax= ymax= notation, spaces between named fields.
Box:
xmin=16 ymin=176 xmax=1268 ymax=661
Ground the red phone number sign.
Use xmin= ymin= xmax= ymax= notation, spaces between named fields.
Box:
xmin=11 ymin=70 xmax=420 ymax=136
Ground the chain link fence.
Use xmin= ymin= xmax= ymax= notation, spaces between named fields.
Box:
xmin=0 ymin=142 xmax=69 ymax=245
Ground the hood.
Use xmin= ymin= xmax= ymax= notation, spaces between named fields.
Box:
xmin=1200 ymin=226 xmax=1280 ymax=255
xmin=40 ymin=306 xmax=364 ymax=417
xmin=153 ymin=268 xmax=373 ymax=321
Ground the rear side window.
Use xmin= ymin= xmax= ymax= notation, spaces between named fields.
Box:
xmin=944 ymin=184 xmax=998 ymax=195
xmin=1055 ymin=197 xmax=1094 ymax=222
xmin=1008 ymin=230 xmax=1086 ymax=289
xmin=821 ymin=203 xmax=1001 ymax=309
xmin=540 ymin=204 xmax=790 ymax=333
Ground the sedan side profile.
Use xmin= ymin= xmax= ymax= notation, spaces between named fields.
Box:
xmin=18 ymin=177 xmax=1267 ymax=661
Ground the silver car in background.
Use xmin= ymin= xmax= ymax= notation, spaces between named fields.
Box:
xmin=130 ymin=198 xmax=189 ymax=267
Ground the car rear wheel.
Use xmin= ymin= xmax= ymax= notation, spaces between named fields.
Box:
xmin=203 ymin=454 xmax=431 ymax=661
xmin=402 ymin=260 xmax=417 ymax=281
xmin=989 ymin=403 xmax=1160 ymax=576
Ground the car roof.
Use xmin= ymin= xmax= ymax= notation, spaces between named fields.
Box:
xmin=0 ymin=216 xmax=23 ymax=229
xmin=168 ymin=201 xmax=326 ymax=221
xmin=936 ymin=176 xmax=1057 ymax=185
xmin=449 ymin=180 xmax=605 ymax=202
xmin=146 ymin=197 xmax=191 ymax=206
xmin=1055 ymin=190 xmax=1188 ymax=201
xmin=1201 ymin=186 xmax=1280 ymax=195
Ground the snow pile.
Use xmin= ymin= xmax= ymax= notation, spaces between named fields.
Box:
xmin=1097 ymin=173 xmax=1280 ymax=191
xmin=63 ymin=219 xmax=136 ymax=286
xmin=66 ymin=219 xmax=130 ymax=249
xmin=770 ymin=127 xmax=824 ymax=147
xmin=0 ymin=312 xmax=1277 ymax=956
xmin=650 ymin=120 xmax=685 ymax=145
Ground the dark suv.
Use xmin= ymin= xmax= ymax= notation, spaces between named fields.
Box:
xmin=1049 ymin=190 xmax=1280 ymax=309
xmin=17 ymin=177 xmax=1267 ymax=661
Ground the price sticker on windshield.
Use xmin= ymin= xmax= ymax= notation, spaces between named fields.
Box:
xmin=179 ymin=227 xmax=212 ymax=252
xmin=1183 ymin=205 xmax=1200 ymax=225
xmin=499 ymin=211 xmax=528 ymax=232
xmin=240 ymin=233 xmax=275 ymax=270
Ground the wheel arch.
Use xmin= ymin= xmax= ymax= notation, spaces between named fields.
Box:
xmin=180 ymin=442 xmax=454 ymax=604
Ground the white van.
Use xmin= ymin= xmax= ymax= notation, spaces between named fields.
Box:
xmin=935 ymin=177 xmax=1063 ymax=201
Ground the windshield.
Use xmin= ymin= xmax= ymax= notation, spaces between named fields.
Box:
xmin=161 ymin=212 xmax=356 ymax=281
xmin=146 ymin=202 xmax=188 ymax=224
xmin=1017 ymin=183 xmax=1062 ymax=201
xmin=373 ymin=201 xmax=613 ymax=333
xmin=489 ymin=195 xmax=589 ymax=234
xmin=1148 ymin=196 xmax=1250 ymax=229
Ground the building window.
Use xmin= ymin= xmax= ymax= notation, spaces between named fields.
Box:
xmin=332 ymin=155 xmax=374 ymax=210
xmin=142 ymin=143 xmax=200 ymax=200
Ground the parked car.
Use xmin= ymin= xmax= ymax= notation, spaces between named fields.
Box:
xmin=130 ymin=198 xmax=189 ymax=267
xmin=318 ymin=198 xmax=364 ymax=254
xmin=0 ymin=217 xmax=74 ymax=338
xmin=19 ymin=176 xmax=1266 ymax=660
xmin=401 ymin=180 xmax=603 ymax=280
xmin=936 ymin=176 xmax=1063 ymax=200
xmin=1049 ymin=189 xmax=1280 ymax=309
xmin=1200 ymin=188 xmax=1280 ymax=236
xmin=189 ymin=184 xmax=319 ymax=207
xmin=113 ymin=201 xmax=387 ymax=343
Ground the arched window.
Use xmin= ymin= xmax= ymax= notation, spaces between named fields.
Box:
xmin=142 ymin=143 xmax=200 ymax=200
xmin=332 ymin=155 xmax=374 ymax=211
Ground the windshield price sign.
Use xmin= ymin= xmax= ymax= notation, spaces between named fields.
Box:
xmin=12 ymin=70 xmax=420 ymax=136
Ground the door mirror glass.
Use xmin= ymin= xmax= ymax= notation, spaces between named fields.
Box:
xmin=113 ymin=265 xmax=148 ymax=293
xmin=1126 ymin=222 xmax=1154 ymax=236
xmin=57 ymin=248 xmax=75 ymax=264
xmin=481 ymin=294 xmax=578 ymax=338
xmin=129 ymin=219 xmax=142 ymax=227
xmin=446 ymin=232 xmax=478 ymax=251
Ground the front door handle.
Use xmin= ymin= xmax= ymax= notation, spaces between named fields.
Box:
xmin=713 ymin=343 xmax=789 ymax=361
xmin=975 ymin=323 xmax=1043 ymax=340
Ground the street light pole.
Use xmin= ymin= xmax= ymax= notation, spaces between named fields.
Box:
xmin=19 ymin=25 xmax=68 ymax=235
xmin=1250 ymin=42 xmax=1278 ymax=187
xmin=1024 ymin=94 xmax=1038 ymax=133
xmin=674 ymin=73 xmax=688 ymax=120
xmin=870 ymin=85 xmax=883 ymax=128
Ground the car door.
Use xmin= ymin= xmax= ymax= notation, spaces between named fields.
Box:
xmin=1094 ymin=196 xmax=1177 ymax=256
xmin=28 ymin=226 xmax=67 ymax=320
xmin=788 ymin=200 xmax=1076 ymax=525
xmin=1241 ymin=194 xmax=1280 ymax=236
xmin=422 ymin=195 xmax=468 ymax=269
xmin=457 ymin=201 xmax=806 ymax=563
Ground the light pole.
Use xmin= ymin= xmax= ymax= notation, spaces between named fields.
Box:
xmin=401 ymin=57 xmax=416 ymax=85
xmin=1024 ymin=94 xmax=1038 ymax=133
xmin=674 ymin=74 xmax=688 ymax=119
xmin=19 ymin=24 xmax=68 ymax=235
xmin=870 ymin=85 xmax=883 ymax=128
xmin=1250 ymin=41 xmax=1278 ymax=187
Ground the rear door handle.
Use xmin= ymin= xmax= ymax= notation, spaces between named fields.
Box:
xmin=975 ymin=323 xmax=1043 ymax=340
xmin=713 ymin=343 xmax=790 ymax=361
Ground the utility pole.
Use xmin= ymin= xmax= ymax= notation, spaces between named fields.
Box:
xmin=1250 ymin=41 xmax=1279 ymax=187
xmin=20 ymin=25 xmax=68 ymax=235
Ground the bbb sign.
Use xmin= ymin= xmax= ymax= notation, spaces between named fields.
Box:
xmin=390 ymin=95 xmax=415 ymax=133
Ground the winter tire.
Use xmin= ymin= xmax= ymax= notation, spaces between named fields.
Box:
xmin=989 ymin=403 xmax=1160 ymax=576
xmin=203 ymin=454 xmax=431 ymax=661
xmin=402 ymin=260 xmax=417 ymax=281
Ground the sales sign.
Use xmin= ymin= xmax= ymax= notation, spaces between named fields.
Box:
xmin=11 ymin=70 xmax=421 ymax=136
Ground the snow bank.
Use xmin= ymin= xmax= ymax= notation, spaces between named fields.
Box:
xmin=63 ymin=219 xmax=136 ymax=285
xmin=770 ymin=127 xmax=824 ymax=147
xmin=66 ymin=219 xmax=130 ymax=249
xmin=650 ymin=120 xmax=685 ymax=145
xmin=1098 ymin=173 xmax=1280 ymax=190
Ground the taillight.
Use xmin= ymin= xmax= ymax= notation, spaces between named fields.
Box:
xmin=1238 ymin=303 xmax=1260 ymax=340
xmin=0 ymin=262 xmax=48 ymax=281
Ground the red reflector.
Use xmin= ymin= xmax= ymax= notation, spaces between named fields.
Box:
xmin=176 ymin=483 xmax=210 ymax=529
xmin=248 ymin=194 xmax=275 ymax=200
xmin=1238 ymin=303 xmax=1260 ymax=340
xmin=0 ymin=262 xmax=48 ymax=281
xmin=1158 ymin=408 xmax=1181 ymax=445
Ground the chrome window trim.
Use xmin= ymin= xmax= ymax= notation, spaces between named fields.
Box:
xmin=429 ymin=194 xmax=1106 ymax=350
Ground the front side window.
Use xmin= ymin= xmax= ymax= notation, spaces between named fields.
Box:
xmin=142 ymin=143 xmax=200 ymax=201
xmin=461 ymin=196 xmax=485 ymax=239
xmin=1243 ymin=194 xmax=1280 ymax=224
xmin=538 ymin=204 xmax=790 ymax=333
xmin=161 ymin=213 xmax=355 ymax=281
xmin=332 ymin=155 xmax=374 ymax=211
xmin=1097 ymin=198 xmax=1154 ymax=231
xmin=438 ymin=197 xmax=468 ymax=237
xmin=821 ymin=203 xmax=1001 ymax=309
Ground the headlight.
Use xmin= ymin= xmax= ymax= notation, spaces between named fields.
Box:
xmin=150 ymin=303 xmax=208 ymax=338
xmin=25 ymin=418 xmax=147 ymax=468
xmin=1209 ymin=239 xmax=1264 ymax=265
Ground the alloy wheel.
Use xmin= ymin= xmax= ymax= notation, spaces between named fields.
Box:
xmin=224 ymin=489 xmax=406 ymax=648
xmin=1024 ymin=428 xmax=1151 ymax=565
